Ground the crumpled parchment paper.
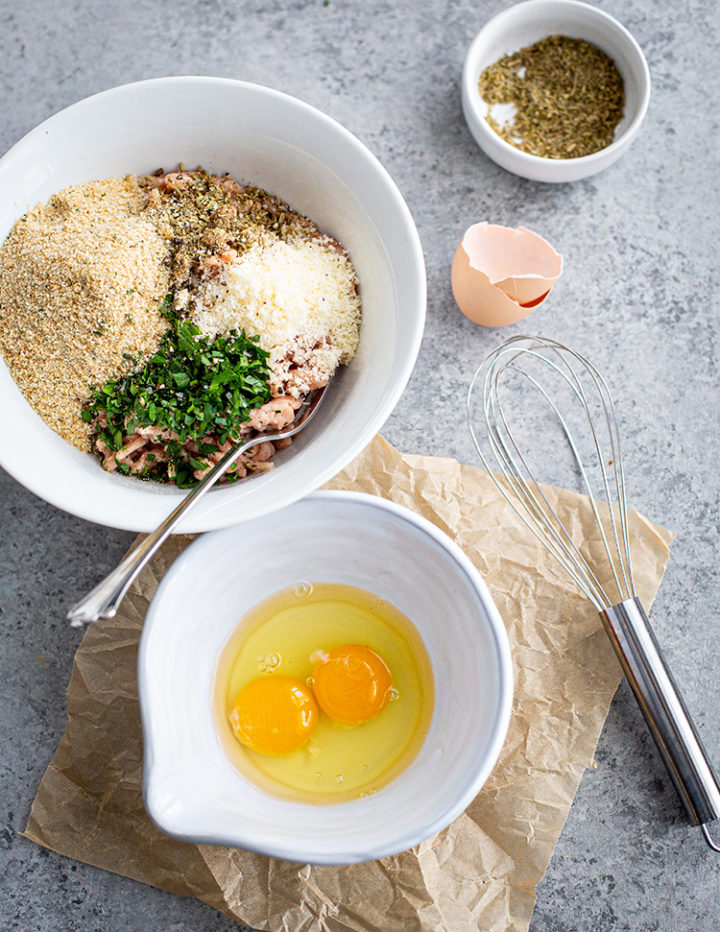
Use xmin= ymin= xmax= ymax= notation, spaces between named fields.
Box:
xmin=23 ymin=436 xmax=673 ymax=931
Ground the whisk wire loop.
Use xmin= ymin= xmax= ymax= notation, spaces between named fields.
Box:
xmin=497 ymin=365 xmax=615 ymax=606
xmin=470 ymin=405 xmax=604 ymax=604
xmin=546 ymin=343 xmax=634 ymax=603
xmin=468 ymin=335 xmax=636 ymax=609
xmin=550 ymin=342 xmax=636 ymax=602
xmin=487 ymin=365 xmax=611 ymax=608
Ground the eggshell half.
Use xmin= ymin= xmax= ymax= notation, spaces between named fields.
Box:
xmin=451 ymin=222 xmax=562 ymax=327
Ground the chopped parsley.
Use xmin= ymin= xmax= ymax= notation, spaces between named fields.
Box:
xmin=83 ymin=307 xmax=272 ymax=487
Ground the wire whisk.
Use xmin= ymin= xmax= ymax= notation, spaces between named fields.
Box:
xmin=467 ymin=335 xmax=720 ymax=851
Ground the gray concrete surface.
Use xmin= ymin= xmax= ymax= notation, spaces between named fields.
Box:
xmin=1 ymin=0 xmax=719 ymax=929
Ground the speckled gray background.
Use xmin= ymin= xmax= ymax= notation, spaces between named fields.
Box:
xmin=1 ymin=0 xmax=719 ymax=929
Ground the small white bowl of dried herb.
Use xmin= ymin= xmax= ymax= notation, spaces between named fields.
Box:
xmin=462 ymin=0 xmax=651 ymax=182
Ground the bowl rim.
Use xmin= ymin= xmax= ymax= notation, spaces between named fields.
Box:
xmin=0 ymin=76 xmax=427 ymax=532
xmin=139 ymin=489 xmax=514 ymax=863
xmin=462 ymin=0 xmax=651 ymax=170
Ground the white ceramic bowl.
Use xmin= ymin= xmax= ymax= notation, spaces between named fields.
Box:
xmin=462 ymin=0 xmax=651 ymax=182
xmin=0 ymin=77 xmax=425 ymax=531
xmin=139 ymin=491 xmax=513 ymax=864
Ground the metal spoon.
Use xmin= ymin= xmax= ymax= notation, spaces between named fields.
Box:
xmin=67 ymin=389 xmax=326 ymax=627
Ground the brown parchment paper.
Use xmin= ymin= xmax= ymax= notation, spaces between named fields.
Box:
xmin=24 ymin=436 xmax=673 ymax=932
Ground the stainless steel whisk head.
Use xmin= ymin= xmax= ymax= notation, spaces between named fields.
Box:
xmin=467 ymin=334 xmax=634 ymax=611
xmin=467 ymin=334 xmax=720 ymax=851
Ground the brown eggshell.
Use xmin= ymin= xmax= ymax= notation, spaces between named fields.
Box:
xmin=451 ymin=222 xmax=563 ymax=327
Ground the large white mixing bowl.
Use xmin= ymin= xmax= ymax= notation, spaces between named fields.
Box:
xmin=0 ymin=77 xmax=426 ymax=531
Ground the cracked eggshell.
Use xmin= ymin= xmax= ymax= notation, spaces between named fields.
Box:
xmin=451 ymin=222 xmax=563 ymax=327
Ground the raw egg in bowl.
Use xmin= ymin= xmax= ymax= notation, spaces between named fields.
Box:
xmin=139 ymin=491 xmax=513 ymax=864
xmin=216 ymin=582 xmax=435 ymax=803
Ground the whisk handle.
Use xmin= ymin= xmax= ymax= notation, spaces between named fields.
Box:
xmin=601 ymin=597 xmax=720 ymax=829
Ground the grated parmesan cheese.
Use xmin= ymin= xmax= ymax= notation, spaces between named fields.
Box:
xmin=192 ymin=234 xmax=361 ymax=395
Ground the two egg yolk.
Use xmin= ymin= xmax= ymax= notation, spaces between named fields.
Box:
xmin=229 ymin=644 xmax=392 ymax=756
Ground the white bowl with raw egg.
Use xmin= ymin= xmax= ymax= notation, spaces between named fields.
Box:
xmin=139 ymin=491 xmax=513 ymax=864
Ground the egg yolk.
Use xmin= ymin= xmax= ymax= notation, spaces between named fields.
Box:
xmin=228 ymin=676 xmax=318 ymax=756
xmin=312 ymin=644 xmax=392 ymax=724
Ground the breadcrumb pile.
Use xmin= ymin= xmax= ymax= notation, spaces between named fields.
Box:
xmin=0 ymin=177 xmax=169 ymax=449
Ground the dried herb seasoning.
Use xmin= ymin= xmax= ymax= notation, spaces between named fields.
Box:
xmin=478 ymin=34 xmax=625 ymax=159
xmin=139 ymin=168 xmax=315 ymax=290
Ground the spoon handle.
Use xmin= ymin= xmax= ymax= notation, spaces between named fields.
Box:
xmin=66 ymin=435 xmax=258 ymax=626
